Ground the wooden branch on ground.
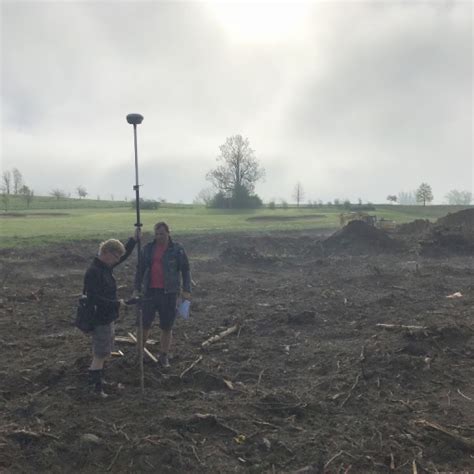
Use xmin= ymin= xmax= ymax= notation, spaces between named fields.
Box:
xmin=324 ymin=450 xmax=344 ymax=469
xmin=7 ymin=429 xmax=59 ymax=441
xmin=180 ymin=355 xmax=203 ymax=378
xmin=340 ymin=374 xmax=361 ymax=408
xmin=107 ymin=445 xmax=123 ymax=471
xmin=127 ymin=332 xmax=158 ymax=363
xmin=252 ymin=419 xmax=280 ymax=430
xmin=201 ymin=324 xmax=239 ymax=348
xmin=457 ymin=389 xmax=473 ymax=401
xmin=376 ymin=324 xmax=427 ymax=330
xmin=29 ymin=386 xmax=49 ymax=398
xmin=115 ymin=336 xmax=156 ymax=345
xmin=256 ymin=369 xmax=265 ymax=394
xmin=191 ymin=445 xmax=204 ymax=466
xmin=415 ymin=419 xmax=474 ymax=451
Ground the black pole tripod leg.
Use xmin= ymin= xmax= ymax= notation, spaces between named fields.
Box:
xmin=127 ymin=114 xmax=145 ymax=394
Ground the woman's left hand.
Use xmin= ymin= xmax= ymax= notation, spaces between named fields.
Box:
xmin=181 ymin=291 xmax=191 ymax=301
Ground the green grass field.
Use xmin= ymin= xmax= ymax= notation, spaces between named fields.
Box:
xmin=2 ymin=194 xmax=129 ymax=210
xmin=0 ymin=201 xmax=471 ymax=249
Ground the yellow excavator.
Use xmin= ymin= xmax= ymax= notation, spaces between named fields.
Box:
xmin=339 ymin=212 xmax=396 ymax=230
xmin=375 ymin=217 xmax=397 ymax=231
xmin=339 ymin=212 xmax=376 ymax=227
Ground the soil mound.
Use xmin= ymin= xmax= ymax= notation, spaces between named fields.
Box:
xmin=420 ymin=208 xmax=474 ymax=256
xmin=397 ymin=219 xmax=432 ymax=235
xmin=436 ymin=208 xmax=474 ymax=230
xmin=323 ymin=220 xmax=401 ymax=254
xmin=420 ymin=232 xmax=474 ymax=256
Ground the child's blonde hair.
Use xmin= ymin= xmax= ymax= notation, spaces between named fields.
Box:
xmin=99 ymin=239 xmax=125 ymax=256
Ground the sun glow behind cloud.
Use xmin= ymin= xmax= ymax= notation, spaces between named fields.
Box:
xmin=206 ymin=2 xmax=312 ymax=43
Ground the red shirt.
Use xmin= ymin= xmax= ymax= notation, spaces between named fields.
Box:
xmin=150 ymin=243 xmax=167 ymax=288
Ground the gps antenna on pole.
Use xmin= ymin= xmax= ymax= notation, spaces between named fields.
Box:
xmin=126 ymin=112 xmax=145 ymax=394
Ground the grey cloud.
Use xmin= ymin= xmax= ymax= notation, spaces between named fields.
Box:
xmin=1 ymin=1 xmax=472 ymax=203
xmin=283 ymin=2 xmax=472 ymax=198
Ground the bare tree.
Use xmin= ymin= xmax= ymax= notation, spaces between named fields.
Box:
xmin=50 ymin=188 xmax=66 ymax=200
xmin=12 ymin=168 xmax=23 ymax=195
xmin=206 ymin=135 xmax=265 ymax=196
xmin=416 ymin=183 xmax=433 ymax=206
xmin=76 ymin=185 xmax=88 ymax=199
xmin=19 ymin=185 xmax=34 ymax=208
xmin=2 ymin=170 xmax=11 ymax=195
xmin=398 ymin=190 xmax=417 ymax=205
xmin=445 ymin=189 xmax=472 ymax=205
xmin=293 ymin=182 xmax=305 ymax=208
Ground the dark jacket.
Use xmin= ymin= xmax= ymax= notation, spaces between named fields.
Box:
xmin=135 ymin=238 xmax=191 ymax=295
xmin=83 ymin=238 xmax=136 ymax=326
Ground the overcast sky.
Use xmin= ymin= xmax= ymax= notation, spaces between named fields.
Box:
xmin=1 ymin=0 xmax=472 ymax=204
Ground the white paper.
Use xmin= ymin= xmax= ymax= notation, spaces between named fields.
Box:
xmin=178 ymin=299 xmax=191 ymax=319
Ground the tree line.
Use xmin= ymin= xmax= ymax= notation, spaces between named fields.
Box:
xmin=1 ymin=168 xmax=34 ymax=209
xmin=1 ymin=168 xmax=95 ymax=211
xmin=389 ymin=185 xmax=472 ymax=206
xmin=200 ymin=136 xmax=472 ymax=208
xmin=3 ymin=138 xmax=472 ymax=211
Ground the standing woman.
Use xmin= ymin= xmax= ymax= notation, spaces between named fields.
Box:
xmin=83 ymin=232 xmax=138 ymax=397
xmin=135 ymin=221 xmax=191 ymax=368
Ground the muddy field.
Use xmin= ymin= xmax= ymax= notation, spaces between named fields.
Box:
xmin=1 ymin=211 xmax=473 ymax=473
